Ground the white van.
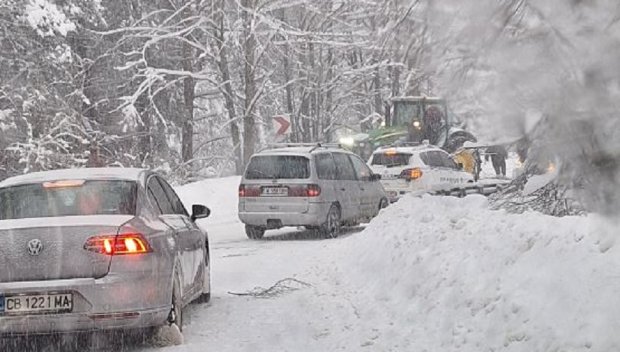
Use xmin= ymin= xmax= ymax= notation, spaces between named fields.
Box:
xmin=238 ymin=144 xmax=388 ymax=239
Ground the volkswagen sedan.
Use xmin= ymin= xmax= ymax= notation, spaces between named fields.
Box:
xmin=0 ymin=168 xmax=211 ymax=337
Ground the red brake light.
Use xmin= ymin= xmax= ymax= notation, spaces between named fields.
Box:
xmin=307 ymin=184 xmax=321 ymax=197
xmin=84 ymin=233 xmax=151 ymax=255
xmin=239 ymin=185 xmax=261 ymax=197
xmin=288 ymin=184 xmax=321 ymax=197
xmin=399 ymin=168 xmax=423 ymax=181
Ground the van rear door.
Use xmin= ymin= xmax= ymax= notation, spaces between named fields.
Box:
xmin=241 ymin=155 xmax=311 ymax=213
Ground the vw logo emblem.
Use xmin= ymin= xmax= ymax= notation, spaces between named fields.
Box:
xmin=27 ymin=239 xmax=44 ymax=256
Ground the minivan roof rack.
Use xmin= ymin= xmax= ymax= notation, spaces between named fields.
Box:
xmin=381 ymin=141 xmax=424 ymax=148
xmin=264 ymin=142 xmax=343 ymax=152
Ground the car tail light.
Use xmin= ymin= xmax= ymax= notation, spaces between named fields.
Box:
xmin=239 ymin=184 xmax=261 ymax=197
xmin=399 ymin=168 xmax=423 ymax=181
xmin=384 ymin=149 xmax=397 ymax=156
xmin=307 ymin=184 xmax=321 ymax=197
xmin=84 ymin=233 xmax=152 ymax=255
xmin=288 ymin=184 xmax=321 ymax=197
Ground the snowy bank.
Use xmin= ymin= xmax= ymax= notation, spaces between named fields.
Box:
xmin=174 ymin=176 xmax=241 ymax=226
xmin=343 ymin=194 xmax=620 ymax=351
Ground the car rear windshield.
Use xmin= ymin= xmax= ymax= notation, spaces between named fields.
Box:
xmin=245 ymin=155 xmax=310 ymax=179
xmin=371 ymin=152 xmax=412 ymax=167
xmin=0 ymin=180 xmax=137 ymax=220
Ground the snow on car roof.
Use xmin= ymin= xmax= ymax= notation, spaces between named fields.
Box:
xmin=373 ymin=144 xmax=442 ymax=154
xmin=257 ymin=146 xmax=350 ymax=156
xmin=0 ymin=168 xmax=148 ymax=188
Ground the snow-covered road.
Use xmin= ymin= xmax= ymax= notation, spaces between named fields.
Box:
xmin=150 ymin=176 xmax=380 ymax=351
xmin=8 ymin=172 xmax=620 ymax=352
xmin=149 ymin=175 xmax=620 ymax=352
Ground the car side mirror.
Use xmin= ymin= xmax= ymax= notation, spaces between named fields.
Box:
xmin=371 ymin=173 xmax=382 ymax=181
xmin=191 ymin=204 xmax=211 ymax=221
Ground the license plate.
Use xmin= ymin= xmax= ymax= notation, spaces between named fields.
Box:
xmin=1 ymin=293 xmax=73 ymax=314
xmin=262 ymin=187 xmax=288 ymax=196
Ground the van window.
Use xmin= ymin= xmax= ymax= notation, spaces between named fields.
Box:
xmin=333 ymin=153 xmax=357 ymax=181
xmin=315 ymin=153 xmax=337 ymax=180
xmin=349 ymin=155 xmax=373 ymax=180
xmin=245 ymin=155 xmax=310 ymax=179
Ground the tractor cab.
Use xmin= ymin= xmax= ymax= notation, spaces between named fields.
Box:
xmin=391 ymin=96 xmax=450 ymax=146
xmin=340 ymin=96 xmax=477 ymax=160
xmin=388 ymin=96 xmax=476 ymax=152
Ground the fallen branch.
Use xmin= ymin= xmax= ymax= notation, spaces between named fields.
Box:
xmin=228 ymin=278 xmax=312 ymax=299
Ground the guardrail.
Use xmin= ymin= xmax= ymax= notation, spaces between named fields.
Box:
xmin=433 ymin=179 xmax=511 ymax=197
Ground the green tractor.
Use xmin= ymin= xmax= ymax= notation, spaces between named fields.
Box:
xmin=343 ymin=96 xmax=477 ymax=158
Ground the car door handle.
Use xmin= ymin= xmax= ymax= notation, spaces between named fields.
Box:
xmin=360 ymin=187 xmax=365 ymax=191
xmin=340 ymin=188 xmax=346 ymax=191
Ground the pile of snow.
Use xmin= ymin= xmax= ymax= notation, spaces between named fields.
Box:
xmin=174 ymin=176 xmax=241 ymax=226
xmin=342 ymin=194 xmax=620 ymax=351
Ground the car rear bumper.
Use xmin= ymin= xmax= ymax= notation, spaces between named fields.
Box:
xmin=381 ymin=181 xmax=426 ymax=201
xmin=239 ymin=202 xmax=330 ymax=227
xmin=0 ymin=306 xmax=169 ymax=336
xmin=0 ymin=274 xmax=170 ymax=335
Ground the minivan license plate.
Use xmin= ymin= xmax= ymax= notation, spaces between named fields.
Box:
xmin=262 ymin=187 xmax=288 ymax=196
xmin=1 ymin=293 xmax=73 ymax=314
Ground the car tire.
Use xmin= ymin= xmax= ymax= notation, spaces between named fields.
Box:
xmin=149 ymin=274 xmax=185 ymax=347
xmin=379 ymin=198 xmax=389 ymax=210
xmin=318 ymin=204 xmax=341 ymax=239
xmin=171 ymin=276 xmax=183 ymax=331
xmin=245 ymin=225 xmax=265 ymax=240
xmin=197 ymin=247 xmax=211 ymax=303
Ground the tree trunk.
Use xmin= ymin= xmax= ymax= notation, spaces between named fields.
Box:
xmin=373 ymin=64 xmax=382 ymax=115
xmin=283 ymin=44 xmax=297 ymax=142
xmin=216 ymin=0 xmax=243 ymax=174
xmin=242 ymin=0 xmax=257 ymax=166
xmin=325 ymin=46 xmax=334 ymax=141
xmin=308 ymin=41 xmax=319 ymax=142
xmin=181 ymin=40 xmax=195 ymax=164
xmin=135 ymin=92 xmax=151 ymax=166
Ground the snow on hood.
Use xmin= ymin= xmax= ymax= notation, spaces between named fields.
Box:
xmin=341 ymin=194 xmax=619 ymax=351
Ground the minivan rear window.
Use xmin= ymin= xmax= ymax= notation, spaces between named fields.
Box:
xmin=245 ymin=155 xmax=310 ymax=179
xmin=371 ymin=152 xmax=412 ymax=167
xmin=0 ymin=180 xmax=137 ymax=220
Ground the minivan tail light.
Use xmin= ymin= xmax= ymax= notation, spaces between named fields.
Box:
xmin=239 ymin=184 xmax=261 ymax=197
xmin=288 ymin=184 xmax=321 ymax=197
xmin=399 ymin=168 xmax=423 ymax=181
xmin=307 ymin=184 xmax=321 ymax=197
xmin=84 ymin=233 xmax=152 ymax=255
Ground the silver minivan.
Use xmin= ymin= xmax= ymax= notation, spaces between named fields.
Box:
xmin=238 ymin=144 xmax=388 ymax=239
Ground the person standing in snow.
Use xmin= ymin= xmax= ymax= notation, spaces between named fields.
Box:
xmin=473 ymin=148 xmax=482 ymax=181
xmin=486 ymin=145 xmax=508 ymax=177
